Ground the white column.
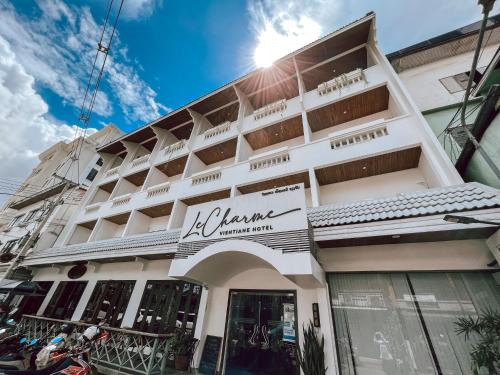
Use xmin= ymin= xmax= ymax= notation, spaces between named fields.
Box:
xmin=308 ymin=168 xmax=320 ymax=207
xmin=36 ymin=281 xmax=59 ymax=316
xmin=317 ymin=285 xmax=339 ymax=375
xmin=70 ymin=280 xmax=97 ymax=321
xmin=121 ymin=278 xmax=147 ymax=329
xmin=192 ymin=286 xmax=210 ymax=368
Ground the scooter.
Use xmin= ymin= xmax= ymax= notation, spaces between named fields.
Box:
xmin=0 ymin=336 xmax=46 ymax=371
xmin=0 ymin=324 xmax=109 ymax=375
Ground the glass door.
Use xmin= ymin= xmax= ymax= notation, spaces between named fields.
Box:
xmin=224 ymin=290 xmax=298 ymax=375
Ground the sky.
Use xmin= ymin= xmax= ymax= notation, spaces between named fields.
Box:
xmin=0 ymin=0 xmax=498 ymax=187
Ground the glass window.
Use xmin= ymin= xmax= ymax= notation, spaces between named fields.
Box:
xmin=328 ymin=272 xmax=500 ymax=375
xmin=82 ymin=280 xmax=135 ymax=327
xmin=86 ymin=168 xmax=98 ymax=182
xmin=96 ymin=157 xmax=103 ymax=166
xmin=43 ymin=281 xmax=87 ymax=320
xmin=133 ymin=280 xmax=201 ymax=334
xmin=9 ymin=215 xmax=24 ymax=228
xmin=2 ymin=240 xmax=18 ymax=253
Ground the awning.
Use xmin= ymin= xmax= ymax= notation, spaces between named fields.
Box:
xmin=0 ymin=279 xmax=48 ymax=296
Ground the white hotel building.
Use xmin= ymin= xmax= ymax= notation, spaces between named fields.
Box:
xmin=13 ymin=13 xmax=500 ymax=375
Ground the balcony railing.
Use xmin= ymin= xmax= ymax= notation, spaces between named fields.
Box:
xmin=131 ymin=154 xmax=151 ymax=168
xmin=249 ymin=148 xmax=290 ymax=171
xmin=146 ymin=182 xmax=171 ymax=198
xmin=203 ymin=121 xmax=231 ymax=139
xmin=163 ymin=140 xmax=186 ymax=155
xmin=17 ymin=315 xmax=173 ymax=375
xmin=253 ymin=99 xmax=287 ymax=120
xmin=111 ymin=193 xmax=132 ymax=207
xmin=104 ymin=167 xmax=120 ymax=179
xmin=317 ymin=68 xmax=364 ymax=96
xmin=191 ymin=167 xmax=222 ymax=185
xmin=330 ymin=120 xmax=388 ymax=150
xmin=85 ymin=202 xmax=102 ymax=213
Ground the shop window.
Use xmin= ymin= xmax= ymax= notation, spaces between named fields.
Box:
xmin=133 ymin=281 xmax=201 ymax=334
xmin=1 ymin=240 xmax=18 ymax=253
xmin=86 ymin=168 xmax=98 ymax=182
xmin=82 ymin=280 xmax=135 ymax=327
xmin=328 ymin=272 xmax=500 ymax=375
xmin=15 ymin=281 xmax=53 ymax=319
xmin=43 ymin=281 xmax=87 ymax=320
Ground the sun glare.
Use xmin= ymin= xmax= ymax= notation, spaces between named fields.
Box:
xmin=253 ymin=17 xmax=322 ymax=68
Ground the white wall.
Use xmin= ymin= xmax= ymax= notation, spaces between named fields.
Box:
xmin=319 ymin=239 xmax=494 ymax=272
xmin=319 ymin=168 xmax=428 ymax=205
xmin=398 ymin=44 xmax=497 ymax=111
xmin=67 ymin=225 xmax=93 ymax=245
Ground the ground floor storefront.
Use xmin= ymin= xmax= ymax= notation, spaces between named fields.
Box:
xmin=18 ymin=237 xmax=498 ymax=375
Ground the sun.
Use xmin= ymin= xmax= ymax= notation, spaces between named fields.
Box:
xmin=253 ymin=17 xmax=322 ymax=69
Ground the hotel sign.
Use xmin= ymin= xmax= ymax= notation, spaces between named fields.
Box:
xmin=180 ymin=184 xmax=308 ymax=243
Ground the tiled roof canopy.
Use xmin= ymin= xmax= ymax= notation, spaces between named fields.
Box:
xmin=307 ymin=183 xmax=500 ymax=227
xmin=25 ymin=229 xmax=181 ymax=264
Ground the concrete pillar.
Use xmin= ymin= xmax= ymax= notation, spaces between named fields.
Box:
xmin=317 ymin=285 xmax=339 ymax=375
xmin=193 ymin=286 xmax=210 ymax=368
xmin=121 ymin=278 xmax=147 ymax=329
xmin=36 ymin=281 xmax=59 ymax=316
xmin=71 ymin=279 xmax=97 ymax=321
xmin=308 ymin=168 xmax=320 ymax=207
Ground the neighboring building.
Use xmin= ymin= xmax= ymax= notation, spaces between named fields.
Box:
xmin=0 ymin=124 xmax=123 ymax=283
xmin=388 ymin=14 xmax=500 ymax=188
xmin=10 ymin=13 xmax=500 ymax=375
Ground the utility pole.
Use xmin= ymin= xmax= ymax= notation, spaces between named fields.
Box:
xmin=460 ymin=0 xmax=500 ymax=179
xmin=4 ymin=181 xmax=72 ymax=279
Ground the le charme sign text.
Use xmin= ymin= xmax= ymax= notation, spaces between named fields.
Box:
xmin=179 ymin=184 xmax=308 ymax=243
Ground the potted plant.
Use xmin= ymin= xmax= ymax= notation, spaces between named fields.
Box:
xmin=455 ymin=308 xmax=500 ymax=375
xmin=170 ymin=329 xmax=196 ymax=371
xmin=297 ymin=321 xmax=327 ymax=375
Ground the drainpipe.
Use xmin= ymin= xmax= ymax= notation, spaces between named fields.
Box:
xmin=455 ymin=84 xmax=500 ymax=175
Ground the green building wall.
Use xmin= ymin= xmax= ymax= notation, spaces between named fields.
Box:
xmin=424 ymin=101 xmax=500 ymax=189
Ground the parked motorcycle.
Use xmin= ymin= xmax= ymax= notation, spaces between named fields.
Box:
xmin=0 ymin=324 xmax=108 ymax=375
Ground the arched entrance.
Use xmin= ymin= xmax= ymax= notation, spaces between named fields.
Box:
xmin=168 ymin=239 xmax=326 ymax=375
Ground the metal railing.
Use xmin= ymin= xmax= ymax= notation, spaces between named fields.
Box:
xmin=17 ymin=315 xmax=174 ymax=375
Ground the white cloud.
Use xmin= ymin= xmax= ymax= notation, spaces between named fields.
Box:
xmin=0 ymin=35 xmax=96 ymax=185
xmin=0 ymin=0 xmax=168 ymax=123
xmin=121 ymin=0 xmax=163 ymax=20
xmin=248 ymin=0 xmax=500 ymax=60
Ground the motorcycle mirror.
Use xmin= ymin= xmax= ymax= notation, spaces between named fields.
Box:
xmin=50 ymin=336 xmax=64 ymax=344
xmin=46 ymin=344 xmax=57 ymax=352
xmin=0 ymin=328 xmax=6 ymax=334
xmin=30 ymin=338 xmax=38 ymax=345
xmin=19 ymin=337 xmax=27 ymax=344
xmin=5 ymin=319 xmax=15 ymax=325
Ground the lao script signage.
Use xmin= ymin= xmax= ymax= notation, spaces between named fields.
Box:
xmin=180 ymin=184 xmax=308 ymax=243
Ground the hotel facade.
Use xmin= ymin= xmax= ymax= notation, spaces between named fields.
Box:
xmin=8 ymin=13 xmax=500 ymax=375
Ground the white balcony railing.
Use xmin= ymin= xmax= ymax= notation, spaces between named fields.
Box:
xmin=131 ymin=154 xmax=150 ymax=168
xmin=191 ymin=168 xmax=222 ymax=185
xmin=163 ymin=140 xmax=186 ymax=155
xmin=249 ymin=149 xmax=291 ymax=171
xmin=146 ymin=182 xmax=171 ymax=198
xmin=85 ymin=202 xmax=102 ymax=213
xmin=317 ymin=68 xmax=365 ymax=96
xmin=253 ymin=99 xmax=287 ymax=120
xmin=330 ymin=121 xmax=388 ymax=150
xmin=203 ymin=121 xmax=231 ymax=140
xmin=111 ymin=193 xmax=132 ymax=207
xmin=104 ymin=167 xmax=120 ymax=178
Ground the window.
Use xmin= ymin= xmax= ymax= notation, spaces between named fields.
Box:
xmin=43 ymin=281 xmax=87 ymax=320
xmin=8 ymin=215 xmax=23 ymax=228
xmin=85 ymin=168 xmax=98 ymax=182
xmin=23 ymin=209 xmax=40 ymax=223
xmin=2 ymin=240 xmax=18 ymax=253
xmin=440 ymin=69 xmax=483 ymax=94
xmin=133 ymin=280 xmax=201 ymax=334
xmin=329 ymin=272 xmax=500 ymax=375
xmin=96 ymin=157 xmax=103 ymax=166
xmin=82 ymin=280 xmax=135 ymax=327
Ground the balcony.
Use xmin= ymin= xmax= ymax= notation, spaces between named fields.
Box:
xmin=192 ymin=121 xmax=238 ymax=151
xmin=131 ymin=153 xmax=151 ymax=168
xmin=146 ymin=182 xmax=171 ymax=199
xmin=87 ymin=180 xmax=118 ymax=206
xmin=67 ymin=220 xmax=96 ymax=245
xmin=125 ymin=202 xmax=173 ymax=236
xmin=104 ymin=166 xmax=120 ymax=179
xmin=329 ymin=119 xmax=388 ymax=150
xmin=317 ymin=68 xmax=365 ymax=96
xmin=111 ymin=193 xmax=132 ymax=208
xmin=91 ymin=212 xmax=131 ymax=241
xmin=204 ymin=121 xmax=232 ymax=139
xmin=253 ymin=99 xmax=287 ymax=120
xmin=191 ymin=167 xmax=222 ymax=186
xmin=155 ymin=140 xmax=189 ymax=167
xmin=249 ymin=148 xmax=290 ymax=171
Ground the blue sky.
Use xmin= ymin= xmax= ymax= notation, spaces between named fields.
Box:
xmin=0 ymin=0 xmax=498 ymax=182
